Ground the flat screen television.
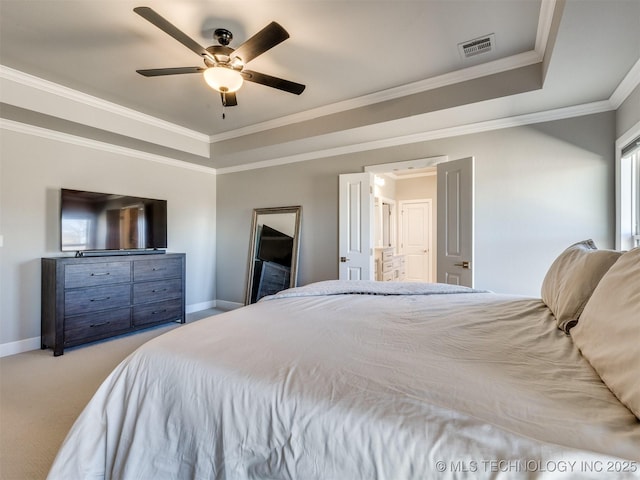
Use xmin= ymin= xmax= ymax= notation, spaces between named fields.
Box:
xmin=257 ymin=225 xmax=293 ymax=267
xmin=60 ymin=188 xmax=167 ymax=253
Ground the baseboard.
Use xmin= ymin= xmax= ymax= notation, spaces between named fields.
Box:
xmin=0 ymin=336 xmax=41 ymax=358
xmin=186 ymin=300 xmax=217 ymax=314
xmin=2 ymin=300 xmax=245 ymax=357
xmin=215 ymin=300 xmax=244 ymax=311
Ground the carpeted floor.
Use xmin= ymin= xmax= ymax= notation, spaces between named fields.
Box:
xmin=0 ymin=309 xmax=224 ymax=480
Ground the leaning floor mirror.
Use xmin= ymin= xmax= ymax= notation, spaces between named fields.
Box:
xmin=245 ymin=206 xmax=302 ymax=305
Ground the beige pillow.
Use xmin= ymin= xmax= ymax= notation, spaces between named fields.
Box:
xmin=541 ymin=240 xmax=622 ymax=333
xmin=570 ymin=247 xmax=640 ymax=419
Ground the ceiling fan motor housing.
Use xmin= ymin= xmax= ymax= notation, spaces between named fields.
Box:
xmin=214 ymin=28 xmax=233 ymax=46
xmin=204 ymin=45 xmax=237 ymax=68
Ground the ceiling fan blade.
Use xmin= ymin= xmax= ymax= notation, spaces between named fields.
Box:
xmin=241 ymin=70 xmax=305 ymax=95
xmin=137 ymin=67 xmax=205 ymax=77
xmin=134 ymin=7 xmax=215 ymax=62
xmin=232 ymin=22 xmax=289 ymax=64
xmin=221 ymin=91 xmax=238 ymax=107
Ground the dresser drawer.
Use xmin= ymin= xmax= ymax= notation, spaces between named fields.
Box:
xmin=65 ymin=262 xmax=131 ymax=288
xmin=257 ymin=261 xmax=290 ymax=299
xmin=381 ymin=249 xmax=393 ymax=261
xmin=133 ymin=258 xmax=182 ymax=282
xmin=65 ymin=284 xmax=131 ymax=316
xmin=42 ymin=254 xmax=185 ymax=356
xmin=382 ymin=260 xmax=394 ymax=272
xmin=65 ymin=308 xmax=131 ymax=344
xmin=133 ymin=278 xmax=182 ymax=304
xmin=133 ymin=299 xmax=182 ymax=326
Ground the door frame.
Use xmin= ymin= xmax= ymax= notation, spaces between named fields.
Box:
xmin=375 ymin=194 xmax=397 ymax=250
xmin=338 ymin=155 xmax=458 ymax=281
xmin=364 ymin=156 xmax=449 ymax=175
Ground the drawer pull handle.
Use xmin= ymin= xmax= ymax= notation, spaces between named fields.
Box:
xmin=152 ymin=288 xmax=168 ymax=293
xmin=90 ymin=296 xmax=111 ymax=302
xmin=90 ymin=321 xmax=111 ymax=328
xmin=152 ymin=309 xmax=168 ymax=315
xmin=152 ymin=267 xmax=165 ymax=271
xmin=91 ymin=272 xmax=110 ymax=277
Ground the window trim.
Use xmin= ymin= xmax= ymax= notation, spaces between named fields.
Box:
xmin=616 ymin=120 xmax=640 ymax=250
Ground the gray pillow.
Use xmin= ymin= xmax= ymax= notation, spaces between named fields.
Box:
xmin=541 ymin=240 xmax=622 ymax=333
xmin=570 ymin=247 xmax=640 ymax=419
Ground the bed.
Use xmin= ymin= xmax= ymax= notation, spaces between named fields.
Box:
xmin=47 ymin=242 xmax=640 ymax=479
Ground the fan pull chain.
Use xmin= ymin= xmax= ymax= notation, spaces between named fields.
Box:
xmin=221 ymin=92 xmax=227 ymax=119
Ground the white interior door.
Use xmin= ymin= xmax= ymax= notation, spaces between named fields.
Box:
xmin=400 ymin=200 xmax=432 ymax=282
xmin=437 ymin=157 xmax=474 ymax=287
xmin=338 ymin=173 xmax=374 ymax=280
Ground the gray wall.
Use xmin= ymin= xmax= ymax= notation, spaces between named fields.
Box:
xmin=616 ymin=84 xmax=640 ymax=138
xmin=216 ymin=111 xmax=616 ymax=302
xmin=0 ymin=128 xmax=217 ymax=348
xmin=0 ymin=110 xmax=620 ymax=348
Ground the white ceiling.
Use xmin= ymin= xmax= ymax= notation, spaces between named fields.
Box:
xmin=0 ymin=0 xmax=639 ymax=166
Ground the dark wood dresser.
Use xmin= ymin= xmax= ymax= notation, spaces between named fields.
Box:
xmin=41 ymin=253 xmax=185 ymax=356
xmin=256 ymin=261 xmax=291 ymax=300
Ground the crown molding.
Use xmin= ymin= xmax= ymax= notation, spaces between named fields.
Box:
xmin=0 ymin=118 xmax=217 ymax=175
xmin=366 ymin=156 xmax=447 ymax=177
xmin=210 ymin=50 xmax=542 ymax=144
xmin=1 ymin=2 xmax=559 ymax=151
xmin=609 ymin=58 xmax=640 ymax=109
xmin=216 ymin=100 xmax=613 ymax=175
xmin=2 ymin=92 xmax=616 ymax=179
xmin=0 ymin=65 xmax=210 ymax=143
xmin=535 ymin=0 xmax=557 ymax=55
xmin=210 ymin=1 xmax=556 ymax=144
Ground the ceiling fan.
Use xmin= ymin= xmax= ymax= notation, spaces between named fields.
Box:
xmin=133 ymin=6 xmax=306 ymax=107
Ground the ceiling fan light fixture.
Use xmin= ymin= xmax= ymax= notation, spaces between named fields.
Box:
xmin=134 ymin=8 xmax=305 ymax=107
xmin=203 ymin=66 xmax=244 ymax=93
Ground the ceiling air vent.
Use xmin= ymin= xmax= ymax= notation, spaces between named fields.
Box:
xmin=458 ymin=33 xmax=495 ymax=59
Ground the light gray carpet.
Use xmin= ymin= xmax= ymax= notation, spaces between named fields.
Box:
xmin=0 ymin=309 xmax=224 ymax=480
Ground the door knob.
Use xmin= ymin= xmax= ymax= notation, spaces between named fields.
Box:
xmin=454 ymin=261 xmax=470 ymax=269
xmin=340 ymin=257 xmax=350 ymax=263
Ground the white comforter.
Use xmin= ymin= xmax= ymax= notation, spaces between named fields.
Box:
xmin=48 ymin=282 xmax=640 ymax=479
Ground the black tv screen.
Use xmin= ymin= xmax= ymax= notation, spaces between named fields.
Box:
xmin=60 ymin=188 xmax=167 ymax=252
xmin=257 ymin=225 xmax=293 ymax=267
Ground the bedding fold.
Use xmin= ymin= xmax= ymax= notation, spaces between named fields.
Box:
xmin=48 ymin=282 xmax=640 ymax=480
xmin=261 ymin=280 xmax=489 ymax=300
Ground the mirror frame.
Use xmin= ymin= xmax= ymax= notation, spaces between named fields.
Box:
xmin=245 ymin=206 xmax=302 ymax=305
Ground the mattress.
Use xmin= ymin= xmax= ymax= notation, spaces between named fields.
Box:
xmin=47 ymin=281 xmax=640 ymax=479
